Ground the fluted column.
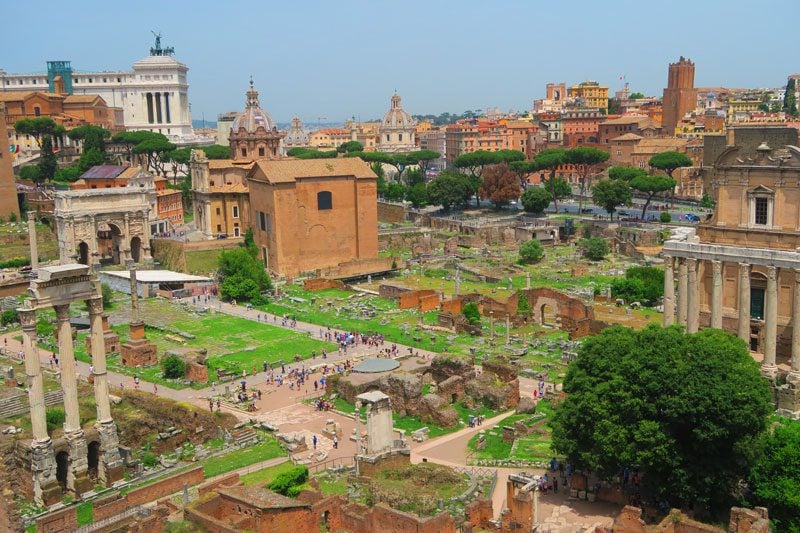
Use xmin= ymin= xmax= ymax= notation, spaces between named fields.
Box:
xmin=54 ymin=305 xmax=80 ymax=433
xmin=686 ymin=258 xmax=699 ymax=333
xmin=711 ymin=260 xmax=723 ymax=329
xmin=790 ymin=269 xmax=800 ymax=383
xmin=738 ymin=263 xmax=751 ymax=344
xmin=762 ymin=266 xmax=779 ymax=378
xmin=663 ymin=255 xmax=675 ymax=326
xmin=677 ymin=259 xmax=688 ymax=326
xmin=20 ymin=308 xmax=48 ymax=442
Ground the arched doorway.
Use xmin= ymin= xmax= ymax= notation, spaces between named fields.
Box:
xmin=55 ymin=451 xmax=69 ymax=491
xmin=130 ymin=236 xmax=142 ymax=263
xmin=749 ymin=272 xmax=768 ymax=353
xmin=77 ymin=242 xmax=89 ymax=265
xmin=87 ymin=441 xmax=100 ymax=479
xmin=540 ymin=304 xmax=556 ymax=327
xmin=97 ymin=223 xmax=123 ymax=265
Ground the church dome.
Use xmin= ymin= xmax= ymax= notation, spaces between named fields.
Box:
xmin=231 ymin=80 xmax=277 ymax=133
xmin=381 ymin=93 xmax=415 ymax=130
xmin=285 ymin=117 xmax=309 ymax=145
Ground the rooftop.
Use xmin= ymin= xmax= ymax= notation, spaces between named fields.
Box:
xmin=102 ymin=270 xmax=212 ymax=284
xmin=250 ymin=157 xmax=377 ymax=184
xmin=217 ymin=486 xmax=310 ymax=510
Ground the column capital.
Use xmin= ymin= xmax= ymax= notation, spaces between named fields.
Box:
xmin=767 ymin=265 xmax=779 ymax=281
xmin=86 ymin=296 xmax=103 ymax=316
xmin=18 ymin=308 xmax=36 ymax=330
xmin=739 ymin=262 xmax=751 ymax=273
xmin=53 ymin=304 xmax=71 ymax=322
xmin=712 ymin=260 xmax=723 ymax=274
xmin=686 ymin=257 xmax=697 ymax=268
xmin=795 ymin=268 xmax=800 ymax=282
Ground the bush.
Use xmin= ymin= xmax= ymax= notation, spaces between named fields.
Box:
xmin=142 ymin=451 xmax=158 ymax=468
xmin=659 ymin=212 xmax=671 ymax=223
xmin=46 ymin=408 xmax=65 ymax=430
xmin=462 ymin=302 xmax=481 ymax=325
xmin=579 ymin=237 xmax=609 ymax=261
xmin=0 ymin=257 xmax=30 ymax=269
xmin=1 ymin=309 xmax=18 ymax=326
xmin=218 ymin=248 xmax=272 ymax=303
xmin=161 ymin=354 xmax=186 ymax=379
xmin=520 ymin=187 xmax=552 ymax=214
xmin=267 ymin=465 xmax=308 ymax=496
xmin=518 ymin=239 xmax=544 ymax=264
xmin=101 ymin=283 xmax=114 ymax=309
xmin=611 ymin=266 xmax=664 ymax=306
xmin=517 ymin=293 xmax=531 ymax=315
xmin=8 ymin=212 xmax=17 ymax=223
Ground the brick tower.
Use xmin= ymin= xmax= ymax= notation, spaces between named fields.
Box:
xmin=662 ymin=56 xmax=698 ymax=136
xmin=0 ymin=104 xmax=21 ymax=220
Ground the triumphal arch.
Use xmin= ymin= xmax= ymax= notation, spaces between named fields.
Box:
xmin=54 ymin=171 xmax=154 ymax=266
xmin=19 ymin=264 xmax=123 ymax=505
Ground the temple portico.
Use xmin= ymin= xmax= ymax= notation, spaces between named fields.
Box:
xmin=19 ymin=264 xmax=123 ymax=506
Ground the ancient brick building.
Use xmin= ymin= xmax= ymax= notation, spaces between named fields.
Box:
xmin=662 ymin=57 xmax=698 ymax=135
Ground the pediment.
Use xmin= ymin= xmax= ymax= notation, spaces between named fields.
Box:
xmin=747 ymin=184 xmax=775 ymax=195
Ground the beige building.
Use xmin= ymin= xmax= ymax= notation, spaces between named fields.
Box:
xmin=663 ymin=127 xmax=800 ymax=416
xmin=377 ymin=93 xmax=416 ymax=153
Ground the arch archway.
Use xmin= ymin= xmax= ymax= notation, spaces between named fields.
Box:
xmin=130 ymin=236 xmax=142 ymax=263
xmin=55 ymin=451 xmax=69 ymax=491
xmin=540 ymin=303 xmax=556 ymax=327
xmin=77 ymin=242 xmax=89 ymax=265
xmin=97 ymin=223 xmax=123 ymax=265
xmin=87 ymin=441 xmax=100 ymax=479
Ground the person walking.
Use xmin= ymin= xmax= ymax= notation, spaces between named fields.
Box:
xmin=312 ymin=435 xmax=318 ymax=450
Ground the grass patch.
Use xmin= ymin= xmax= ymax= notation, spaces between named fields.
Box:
xmin=239 ymin=459 xmax=294 ymax=486
xmin=467 ymin=401 xmax=556 ymax=463
xmin=76 ymin=501 xmax=93 ymax=526
xmin=202 ymin=436 xmax=286 ymax=478
xmin=184 ymin=249 xmax=222 ymax=275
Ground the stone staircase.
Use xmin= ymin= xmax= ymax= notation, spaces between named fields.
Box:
xmin=0 ymin=390 xmax=64 ymax=418
xmin=231 ymin=425 xmax=259 ymax=448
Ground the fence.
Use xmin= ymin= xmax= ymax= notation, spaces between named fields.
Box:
xmin=306 ymin=455 xmax=356 ymax=474
xmin=74 ymin=505 xmax=150 ymax=533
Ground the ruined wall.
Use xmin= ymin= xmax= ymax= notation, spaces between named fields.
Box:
xmin=377 ymin=201 xmax=407 ymax=223
xmin=303 ymin=278 xmax=345 ymax=291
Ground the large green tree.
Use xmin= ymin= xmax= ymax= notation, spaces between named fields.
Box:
xmin=520 ymin=187 xmax=552 ymax=215
xmin=337 ymin=140 xmax=363 ymax=153
xmin=748 ymin=419 xmax=800 ymax=532
xmin=478 ymin=163 xmax=521 ymax=209
xmin=426 ymin=171 xmax=472 ymax=210
xmin=648 ymin=151 xmax=692 ymax=208
xmin=38 ymin=136 xmax=58 ymax=182
xmin=202 ymin=145 xmax=232 ymax=159
xmin=629 ymin=174 xmax=676 ymax=220
xmin=564 ymin=146 xmax=610 ymax=214
xmin=218 ymin=248 xmax=272 ymax=304
xmin=552 ymin=325 xmax=772 ymax=513
xmin=404 ymin=183 xmax=428 ymax=208
xmin=509 ymin=160 xmax=539 ymax=187
xmin=533 ymin=149 xmax=569 ymax=213
xmin=784 ymin=78 xmax=798 ymax=117
xmin=608 ymin=165 xmax=647 ymax=182
xmin=592 ymin=178 xmax=632 ymax=220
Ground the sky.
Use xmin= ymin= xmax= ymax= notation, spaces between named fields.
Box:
xmin=2 ymin=0 xmax=797 ymax=124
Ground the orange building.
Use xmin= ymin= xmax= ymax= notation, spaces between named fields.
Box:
xmin=598 ymin=115 xmax=661 ymax=145
xmin=445 ymin=120 xmax=531 ymax=165
xmin=248 ymin=158 xmax=380 ymax=277
xmin=560 ymin=108 xmax=602 ymax=147
xmin=662 ymin=57 xmax=698 ymax=136
xmin=307 ymin=128 xmax=351 ymax=150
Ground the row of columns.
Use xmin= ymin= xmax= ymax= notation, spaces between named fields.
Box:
xmin=663 ymin=256 xmax=800 ymax=381
xmin=19 ymin=293 xmax=123 ymax=505
xmin=145 ymin=91 xmax=171 ymax=124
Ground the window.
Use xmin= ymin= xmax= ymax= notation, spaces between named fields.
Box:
xmin=317 ymin=191 xmax=332 ymax=210
xmin=751 ymin=287 xmax=765 ymax=320
xmin=259 ymin=211 xmax=266 ymax=231
xmin=399 ymin=133 xmax=403 ymax=142
xmin=241 ymin=147 xmax=247 ymax=157
xmin=754 ymin=197 xmax=768 ymax=225
xmin=33 ymin=107 xmax=41 ymax=117
xmin=232 ymin=205 xmax=239 ymax=218
xmin=258 ymin=146 xmax=265 ymax=157
xmin=215 ymin=207 xmax=221 ymax=215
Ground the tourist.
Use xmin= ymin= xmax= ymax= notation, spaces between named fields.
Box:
xmin=552 ymin=477 xmax=558 ymax=493
xmin=312 ymin=435 xmax=317 ymax=450
xmin=209 ymin=399 xmax=214 ymax=411
xmin=333 ymin=436 xmax=338 ymax=449
xmin=133 ymin=375 xmax=140 ymax=389
xmin=153 ymin=383 xmax=158 ymax=394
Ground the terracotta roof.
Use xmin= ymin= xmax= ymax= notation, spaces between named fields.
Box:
xmin=250 ymin=157 xmax=377 ymax=184
xmin=0 ymin=91 xmax=64 ymax=102
xmin=210 ymin=183 xmax=248 ymax=193
xmin=610 ymin=133 xmax=643 ymax=142
xmin=207 ymin=159 xmax=256 ymax=170
xmin=217 ymin=486 xmax=310 ymax=510
xmin=63 ymin=94 xmax=105 ymax=105
xmin=79 ymin=165 xmax=128 ymax=180
xmin=601 ymin=115 xmax=655 ymax=126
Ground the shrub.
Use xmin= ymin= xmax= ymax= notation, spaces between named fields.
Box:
xmin=1 ymin=309 xmax=18 ymax=326
xmin=142 ymin=451 xmax=158 ymax=468
xmin=518 ymin=239 xmax=544 ymax=264
xmin=0 ymin=257 xmax=30 ymax=269
xmin=520 ymin=187 xmax=552 ymax=214
xmin=101 ymin=283 xmax=114 ymax=309
xmin=579 ymin=237 xmax=609 ymax=261
xmin=462 ymin=302 xmax=481 ymax=325
xmin=8 ymin=212 xmax=17 ymax=223
xmin=517 ymin=293 xmax=531 ymax=315
xmin=267 ymin=465 xmax=308 ymax=496
xmin=161 ymin=355 xmax=186 ymax=379
xmin=659 ymin=212 xmax=671 ymax=223
xmin=46 ymin=408 xmax=65 ymax=430
xmin=611 ymin=266 xmax=664 ymax=306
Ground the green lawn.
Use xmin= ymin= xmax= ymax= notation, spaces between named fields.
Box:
xmin=239 ymin=459 xmax=294 ymax=485
xmin=76 ymin=501 xmax=93 ymax=526
xmin=184 ymin=249 xmax=222 ymax=275
xmin=468 ymin=402 xmax=556 ymax=463
xmin=68 ymin=305 xmax=336 ymax=389
xmin=202 ymin=436 xmax=286 ymax=478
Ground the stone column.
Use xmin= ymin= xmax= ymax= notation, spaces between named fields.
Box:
xmin=19 ymin=307 xmax=60 ymax=505
xmin=122 ymin=213 xmax=131 ymax=263
xmin=677 ymin=258 xmax=688 ymax=326
xmin=141 ymin=211 xmax=153 ymax=262
xmin=505 ymin=314 xmax=510 ymax=345
xmin=711 ymin=260 xmax=723 ymax=329
xmin=87 ymin=296 xmax=123 ymax=485
xmin=762 ymin=266 xmax=779 ymax=379
xmin=27 ymin=212 xmax=38 ymax=271
xmin=738 ymin=263 xmax=751 ymax=344
xmin=686 ymin=258 xmax=699 ymax=333
xmin=663 ymin=256 xmax=675 ymax=327
xmin=89 ymin=216 xmax=99 ymax=268
xmin=790 ymin=269 xmax=800 ymax=384
xmin=54 ymin=304 xmax=90 ymax=495
xmin=525 ymin=272 xmax=531 ymax=290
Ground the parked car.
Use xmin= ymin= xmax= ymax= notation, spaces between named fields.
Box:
xmin=685 ymin=213 xmax=701 ymax=223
